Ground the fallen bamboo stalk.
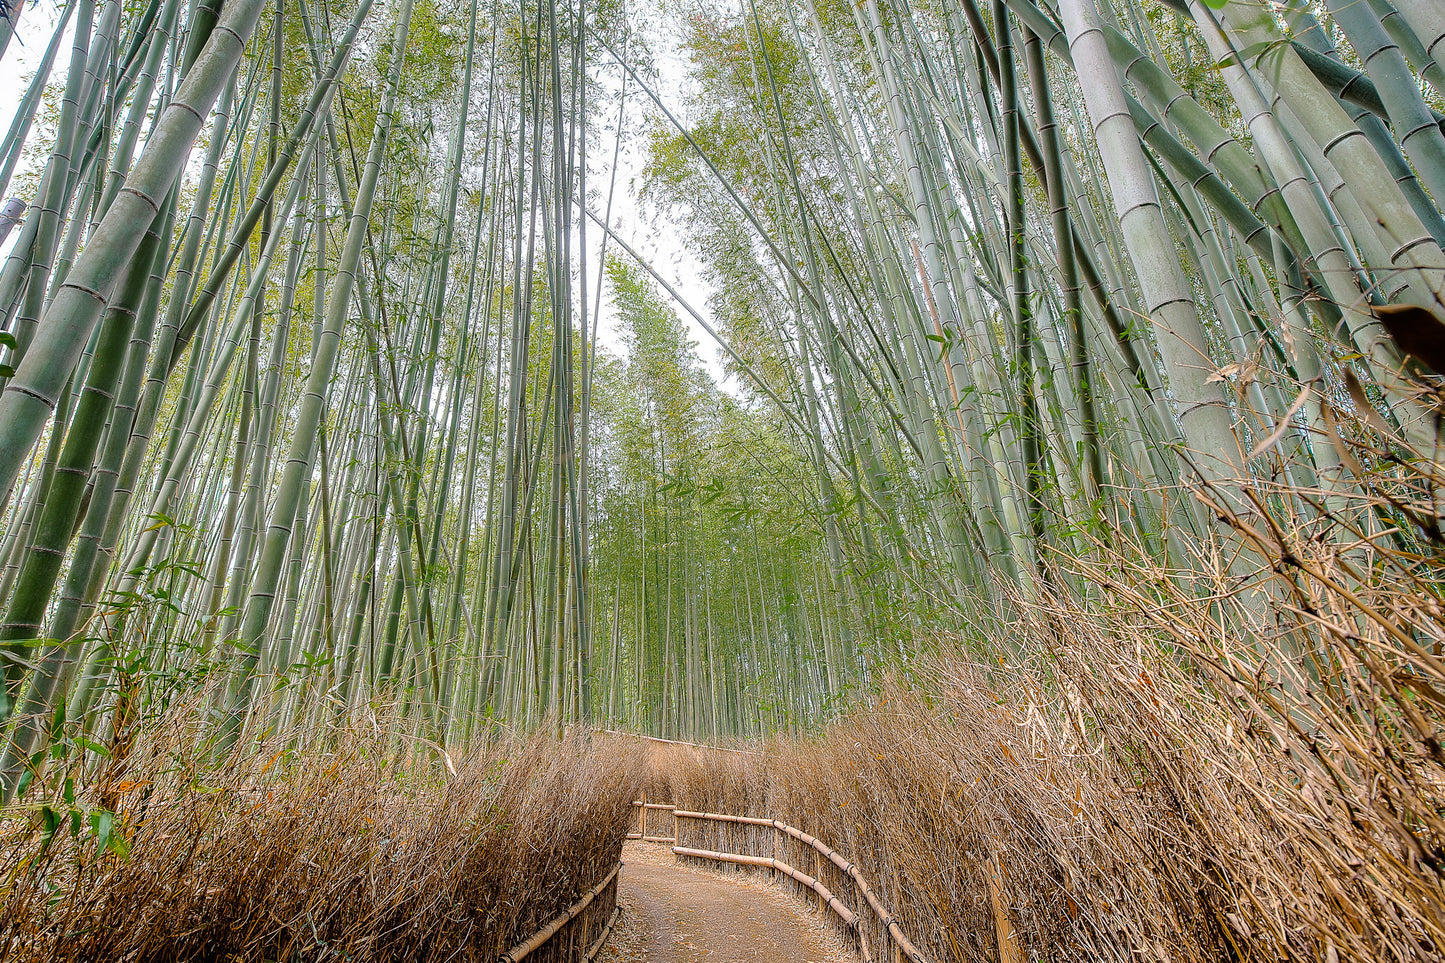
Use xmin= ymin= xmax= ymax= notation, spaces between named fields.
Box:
xmin=601 ymin=729 xmax=758 ymax=755
xmin=500 ymin=862 xmax=621 ymax=962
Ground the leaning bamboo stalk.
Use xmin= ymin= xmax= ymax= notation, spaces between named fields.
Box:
xmin=1 ymin=0 xmax=95 ymax=362
xmin=220 ymin=0 xmax=415 ymax=750
xmin=0 ymin=0 xmax=268 ymax=506
xmin=0 ymin=3 xmax=73 ymax=204
xmin=988 ymin=850 xmax=1025 ymax=963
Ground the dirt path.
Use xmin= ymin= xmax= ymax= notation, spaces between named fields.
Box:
xmin=596 ymin=842 xmax=852 ymax=963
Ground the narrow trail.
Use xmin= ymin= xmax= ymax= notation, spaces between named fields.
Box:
xmin=598 ymin=842 xmax=851 ymax=963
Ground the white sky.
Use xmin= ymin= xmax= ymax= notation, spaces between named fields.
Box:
xmin=0 ymin=0 xmax=735 ymax=389
xmin=1 ymin=0 xmax=64 ymax=165
xmin=587 ymin=23 xmax=732 ymax=389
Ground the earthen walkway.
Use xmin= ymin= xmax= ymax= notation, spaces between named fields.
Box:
xmin=596 ymin=841 xmax=851 ymax=963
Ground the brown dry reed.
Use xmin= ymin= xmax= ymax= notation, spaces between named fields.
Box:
xmin=650 ymin=396 xmax=1445 ymax=963
xmin=0 ymin=715 xmax=644 ymax=963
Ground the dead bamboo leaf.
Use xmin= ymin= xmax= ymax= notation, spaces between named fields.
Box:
xmin=1373 ymin=302 xmax=1445 ymax=374
xmin=1342 ymin=369 xmax=1392 ymax=435
xmin=1248 ymin=386 xmax=1312 ymax=460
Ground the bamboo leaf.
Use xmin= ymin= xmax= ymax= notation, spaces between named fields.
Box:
xmin=1248 ymin=387 xmax=1312 ymax=460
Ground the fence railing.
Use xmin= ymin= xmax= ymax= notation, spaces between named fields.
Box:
xmin=501 ymin=790 xmax=997 ymax=963
xmin=673 ymin=808 xmax=924 ymax=963
xmin=499 ymin=860 xmax=622 ymax=963
xmin=624 ymin=797 xmax=677 ymax=843
xmin=626 ymin=800 xmax=944 ymax=963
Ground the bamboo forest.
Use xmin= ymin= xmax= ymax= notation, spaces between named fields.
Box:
xmin=0 ymin=0 xmax=1443 ymax=958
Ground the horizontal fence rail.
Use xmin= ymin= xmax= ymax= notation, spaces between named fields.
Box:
xmin=500 ymin=860 xmax=622 ymax=963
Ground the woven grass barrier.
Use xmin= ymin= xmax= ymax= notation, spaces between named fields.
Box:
xmin=0 ymin=724 xmax=643 ymax=962
xmin=499 ymin=859 xmax=622 ymax=963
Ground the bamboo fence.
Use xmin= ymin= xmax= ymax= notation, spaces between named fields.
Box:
xmin=625 ymin=797 xmax=679 ymax=843
xmin=625 ymin=801 xmax=1022 ymax=963
xmin=499 ymin=861 xmax=622 ymax=963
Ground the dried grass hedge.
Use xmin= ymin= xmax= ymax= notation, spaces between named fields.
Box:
xmin=0 ymin=721 xmax=644 ymax=962
xmin=650 ymin=414 xmax=1445 ymax=963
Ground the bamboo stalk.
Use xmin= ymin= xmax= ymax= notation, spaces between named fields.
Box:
xmin=988 ymin=851 xmax=1024 ymax=963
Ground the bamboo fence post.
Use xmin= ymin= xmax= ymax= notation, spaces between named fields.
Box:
xmin=814 ymin=846 xmax=825 ymax=913
xmin=773 ymin=819 xmax=783 ymax=884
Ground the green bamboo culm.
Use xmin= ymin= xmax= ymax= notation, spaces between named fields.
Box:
xmin=217 ymin=0 xmax=417 ymax=752
xmin=0 ymin=0 xmax=1441 ymax=766
xmin=0 ymin=0 xmax=269 ymax=507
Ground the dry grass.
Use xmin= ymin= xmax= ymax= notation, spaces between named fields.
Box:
xmin=0 ymin=716 xmax=645 ymax=962
xmin=649 ymin=404 xmax=1445 ymax=962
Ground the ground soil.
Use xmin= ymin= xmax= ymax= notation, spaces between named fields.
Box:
xmin=596 ymin=841 xmax=854 ymax=963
